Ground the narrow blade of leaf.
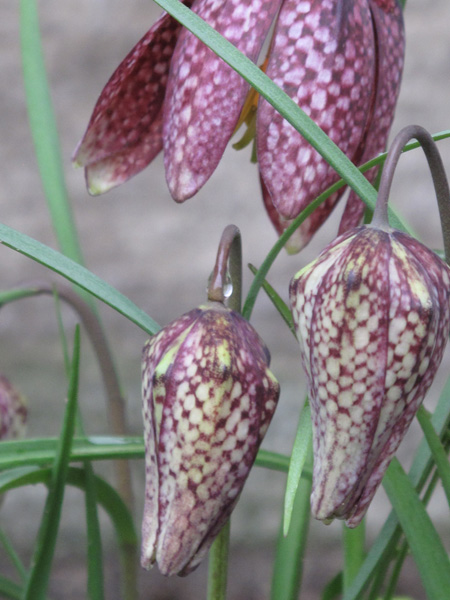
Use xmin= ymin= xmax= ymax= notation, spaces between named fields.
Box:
xmin=382 ymin=458 xmax=450 ymax=600
xmin=248 ymin=263 xmax=296 ymax=337
xmin=283 ymin=401 xmax=312 ymax=536
xmin=0 ymin=222 xmax=160 ymax=335
xmin=271 ymin=463 xmax=312 ymax=600
xmin=23 ymin=327 xmax=81 ymax=599
xmin=416 ymin=406 xmax=450 ymax=507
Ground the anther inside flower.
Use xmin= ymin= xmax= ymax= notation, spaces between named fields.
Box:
xmin=141 ymin=301 xmax=279 ymax=575
xmin=289 ymin=223 xmax=450 ymax=527
xmin=73 ymin=0 xmax=404 ymax=252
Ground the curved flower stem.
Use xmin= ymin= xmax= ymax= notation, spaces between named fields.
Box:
xmin=207 ymin=225 xmax=242 ymax=600
xmin=208 ymin=224 xmax=242 ymax=311
xmin=207 ymin=520 xmax=231 ymax=600
xmin=371 ymin=125 xmax=450 ymax=263
xmin=0 ymin=282 xmax=134 ymax=512
xmin=342 ymin=521 xmax=366 ymax=592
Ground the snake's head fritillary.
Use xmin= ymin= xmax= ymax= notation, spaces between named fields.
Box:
xmin=141 ymin=301 xmax=279 ymax=575
xmin=0 ymin=375 xmax=27 ymax=441
xmin=258 ymin=0 xmax=404 ymax=252
xmin=289 ymin=226 xmax=450 ymax=526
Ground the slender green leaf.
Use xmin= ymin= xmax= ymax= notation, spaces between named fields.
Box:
xmin=283 ymin=401 xmax=313 ymax=535
xmin=322 ymin=572 xmax=343 ymax=600
xmin=0 ymin=436 xmax=145 ymax=470
xmin=0 ymin=466 xmax=137 ymax=547
xmin=0 ymin=222 xmax=160 ymax=335
xmin=255 ymin=449 xmax=292 ymax=474
xmin=343 ymin=521 xmax=366 ymax=592
xmin=53 ymin=302 xmax=105 ymax=600
xmin=23 ymin=327 xmax=81 ymax=599
xmin=83 ymin=463 xmax=105 ymax=600
xmin=271 ymin=454 xmax=312 ymax=600
xmin=19 ymin=0 xmax=84 ymax=266
xmin=383 ymin=458 xmax=450 ymax=600
xmin=416 ymin=406 xmax=450 ymax=507
xmin=0 ymin=288 xmax=39 ymax=305
xmin=0 ymin=575 xmax=23 ymax=600
xmin=0 ymin=527 xmax=27 ymax=582
xmin=248 ymin=263 xmax=296 ymax=337
xmin=0 ymin=436 xmax=291 ymax=475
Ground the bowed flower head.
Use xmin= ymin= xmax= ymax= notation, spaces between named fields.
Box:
xmin=0 ymin=375 xmax=27 ymax=441
xmin=141 ymin=301 xmax=279 ymax=575
xmin=73 ymin=0 xmax=404 ymax=251
xmin=289 ymin=225 xmax=450 ymax=526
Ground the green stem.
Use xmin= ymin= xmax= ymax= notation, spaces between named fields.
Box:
xmin=382 ymin=541 xmax=408 ymax=600
xmin=207 ymin=521 xmax=231 ymax=600
xmin=343 ymin=521 xmax=366 ymax=592
xmin=1 ymin=282 xmax=134 ymax=512
xmin=270 ymin=467 xmax=312 ymax=600
xmin=372 ymin=126 xmax=450 ymax=263
xmin=0 ymin=527 xmax=27 ymax=582
xmin=206 ymin=225 xmax=243 ymax=599
xmin=208 ymin=224 xmax=242 ymax=311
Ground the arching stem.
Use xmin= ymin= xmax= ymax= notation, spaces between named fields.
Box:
xmin=371 ymin=125 xmax=450 ymax=264
xmin=1 ymin=281 xmax=134 ymax=512
xmin=208 ymin=224 xmax=242 ymax=312
xmin=207 ymin=225 xmax=242 ymax=600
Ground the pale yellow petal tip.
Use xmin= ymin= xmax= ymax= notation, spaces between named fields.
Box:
xmin=86 ymin=173 xmax=116 ymax=196
xmin=72 ymin=158 xmax=83 ymax=169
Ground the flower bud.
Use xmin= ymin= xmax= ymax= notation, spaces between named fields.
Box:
xmin=141 ymin=302 xmax=279 ymax=575
xmin=289 ymin=226 xmax=450 ymax=527
xmin=0 ymin=375 xmax=27 ymax=441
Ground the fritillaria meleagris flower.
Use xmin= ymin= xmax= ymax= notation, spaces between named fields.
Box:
xmin=0 ymin=375 xmax=27 ymax=441
xmin=141 ymin=301 xmax=279 ymax=575
xmin=73 ymin=0 xmax=404 ymax=252
xmin=258 ymin=0 xmax=404 ymax=251
xmin=289 ymin=225 xmax=450 ymax=527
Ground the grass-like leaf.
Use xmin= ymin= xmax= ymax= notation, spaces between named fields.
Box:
xmin=416 ymin=406 xmax=450 ymax=508
xmin=0 ymin=575 xmax=23 ymax=600
xmin=0 ymin=437 xmax=146 ymax=470
xmin=0 ymin=222 xmax=160 ymax=335
xmin=0 ymin=466 xmax=137 ymax=548
xmin=23 ymin=327 xmax=81 ymax=599
xmin=283 ymin=401 xmax=313 ymax=536
xmin=248 ymin=264 xmax=296 ymax=337
xmin=19 ymin=0 xmax=84 ymax=267
xmin=321 ymin=572 xmax=343 ymax=600
xmin=383 ymin=458 xmax=450 ymax=600
xmin=271 ymin=464 xmax=312 ymax=600
xmin=0 ymin=436 xmax=291 ymax=475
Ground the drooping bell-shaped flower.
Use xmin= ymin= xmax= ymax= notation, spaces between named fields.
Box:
xmin=289 ymin=126 xmax=450 ymax=526
xmin=141 ymin=301 xmax=279 ymax=575
xmin=0 ymin=376 xmax=27 ymax=441
xmin=290 ymin=226 xmax=450 ymax=526
xmin=73 ymin=0 xmax=404 ymax=252
xmin=257 ymin=0 xmax=405 ymax=251
xmin=73 ymin=0 xmax=282 ymax=195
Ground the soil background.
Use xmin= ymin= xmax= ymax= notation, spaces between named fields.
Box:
xmin=1 ymin=1 xmax=450 ymax=598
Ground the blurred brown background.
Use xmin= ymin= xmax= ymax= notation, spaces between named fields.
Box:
xmin=1 ymin=0 xmax=450 ymax=598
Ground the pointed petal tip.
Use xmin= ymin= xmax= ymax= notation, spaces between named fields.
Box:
xmin=86 ymin=173 xmax=114 ymax=196
xmin=166 ymin=168 xmax=199 ymax=203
